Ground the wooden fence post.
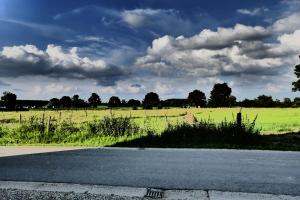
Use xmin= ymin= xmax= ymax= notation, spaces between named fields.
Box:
xmin=47 ymin=116 xmax=51 ymax=133
xmin=237 ymin=112 xmax=242 ymax=128
xmin=19 ymin=114 xmax=22 ymax=124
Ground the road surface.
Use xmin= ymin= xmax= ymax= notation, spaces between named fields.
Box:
xmin=0 ymin=147 xmax=299 ymax=196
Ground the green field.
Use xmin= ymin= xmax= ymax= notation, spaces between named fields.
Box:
xmin=1 ymin=107 xmax=300 ymax=133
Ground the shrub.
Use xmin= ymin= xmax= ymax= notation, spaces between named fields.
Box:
xmin=53 ymin=120 xmax=81 ymax=142
xmin=18 ymin=116 xmax=47 ymax=133
xmin=0 ymin=126 xmax=6 ymax=138
xmin=159 ymin=118 xmax=260 ymax=145
xmin=87 ymin=115 xmax=140 ymax=137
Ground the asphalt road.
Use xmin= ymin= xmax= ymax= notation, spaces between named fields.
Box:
xmin=0 ymin=147 xmax=299 ymax=196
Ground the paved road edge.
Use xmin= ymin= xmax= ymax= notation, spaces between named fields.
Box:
xmin=1 ymin=181 xmax=300 ymax=200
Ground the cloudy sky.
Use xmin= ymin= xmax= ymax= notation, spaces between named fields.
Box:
xmin=0 ymin=0 xmax=300 ymax=101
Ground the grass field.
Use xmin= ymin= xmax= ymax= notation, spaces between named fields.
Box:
xmin=1 ymin=107 xmax=300 ymax=133
xmin=1 ymin=107 xmax=300 ymax=149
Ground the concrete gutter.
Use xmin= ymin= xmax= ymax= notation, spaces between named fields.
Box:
xmin=0 ymin=181 xmax=299 ymax=200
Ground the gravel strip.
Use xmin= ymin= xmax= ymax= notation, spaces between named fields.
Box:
xmin=0 ymin=188 xmax=144 ymax=200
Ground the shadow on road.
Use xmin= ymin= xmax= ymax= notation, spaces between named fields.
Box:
xmin=112 ymin=132 xmax=300 ymax=151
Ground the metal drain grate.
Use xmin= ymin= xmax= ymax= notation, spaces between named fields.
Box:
xmin=145 ymin=188 xmax=164 ymax=198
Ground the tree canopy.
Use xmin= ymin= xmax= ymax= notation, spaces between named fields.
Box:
xmin=143 ymin=92 xmax=160 ymax=109
xmin=1 ymin=91 xmax=17 ymax=110
xmin=208 ymin=83 xmax=232 ymax=107
xmin=108 ymin=96 xmax=121 ymax=107
xmin=292 ymin=61 xmax=300 ymax=92
xmin=188 ymin=90 xmax=206 ymax=107
xmin=88 ymin=93 xmax=101 ymax=108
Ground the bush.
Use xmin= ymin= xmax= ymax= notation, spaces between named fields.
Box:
xmin=18 ymin=116 xmax=47 ymax=133
xmin=53 ymin=120 xmax=81 ymax=142
xmin=0 ymin=126 xmax=6 ymax=138
xmin=161 ymin=118 xmax=260 ymax=145
xmin=87 ymin=116 xmax=140 ymax=137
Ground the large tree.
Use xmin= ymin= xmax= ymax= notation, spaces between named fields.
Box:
xmin=108 ymin=96 xmax=121 ymax=107
xmin=143 ymin=92 xmax=160 ymax=109
xmin=72 ymin=94 xmax=87 ymax=108
xmin=255 ymin=95 xmax=274 ymax=107
xmin=283 ymin=98 xmax=292 ymax=107
xmin=208 ymin=83 xmax=232 ymax=107
xmin=1 ymin=91 xmax=17 ymax=110
xmin=188 ymin=90 xmax=206 ymax=107
xmin=88 ymin=93 xmax=101 ymax=108
xmin=60 ymin=96 xmax=72 ymax=108
xmin=49 ymin=98 xmax=60 ymax=108
xmin=292 ymin=56 xmax=300 ymax=91
xmin=127 ymin=99 xmax=141 ymax=107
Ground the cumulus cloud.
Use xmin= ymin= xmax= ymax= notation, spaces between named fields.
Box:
xmin=136 ymin=23 xmax=299 ymax=79
xmin=272 ymin=12 xmax=300 ymax=33
xmin=0 ymin=44 xmax=126 ymax=86
xmin=237 ymin=7 xmax=268 ymax=16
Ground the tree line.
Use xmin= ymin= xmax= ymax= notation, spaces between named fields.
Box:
xmin=1 ymin=82 xmax=300 ymax=111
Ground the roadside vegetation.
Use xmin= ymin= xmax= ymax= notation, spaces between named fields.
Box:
xmin=0 ymin=109 xmax=300 ymax=150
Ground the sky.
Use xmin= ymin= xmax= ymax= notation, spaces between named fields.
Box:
xmin=0 ymin=0 xmax=300 ymax=101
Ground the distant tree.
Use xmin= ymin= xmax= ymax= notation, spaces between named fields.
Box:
xmin=88 ymin=93 xmax=101 ymax=108
xmin=228 ymin=95 xmax=237 ymax=107
xmin=60 ymin=96 xmax=72 ymax=108
xmin=161 ymin=99 xmax=188 ymax=107
xmin=255 ymin=95 xmax=274 ymax=107
xmin=283 ymin=98 xmax=292 ymax=107
xmin=292 ymin=55 xmax=300 ymax=91
xmin=294 ymin=97 xmax=300 ymax=107
xmin=108 ymin=96 xmax=121 ymax=107
xmin=187 ymin=90 xmax=206 ymax=107
xmin=240 ymin=99 xmax=255 ymax=107
xmin=49 ymin=98 xmax=60 ymax=108
xmin=274 ymin=99 xmax=281 ymax=107
xmin=121 ymin=99 xmax=127 ymax=107
xmin=127 ymin=99 xmax=141 ymax=107
xmin=72 ymin=94 xmax=87 ymax=108
xmin=143 ymin=92 xmax=160 ymax=109
xmin=208 ymin=83 xmax=232 ymax=107
xmin=1 ymin=91 xmax=17 ymax=110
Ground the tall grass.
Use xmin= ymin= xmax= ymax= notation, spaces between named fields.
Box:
xmin=87 ymin=116 xmax=140 ymax=137
xmin=0 ymin=115 xmax=142 ymax=145
xmin=161 ymin=118 xmax=260 ymax=145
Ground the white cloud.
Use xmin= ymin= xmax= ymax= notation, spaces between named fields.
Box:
xmin=1 ymin=45 xmax=44 ymax=63
xmin=122 ymin=9 xmax=172 ymax=27
xmin=122 ymin=9 xmax=148 ymax=27
xmin=0 ymin=44 xmax=124 ymax=85
xmin=266 ymin=83 xmax=286 ymax=93
xmin=237 ymin=8 xmax=268 ymax=16
xmin=45 ymin=83 xmax=72 ymax=93
xmin=154 ymin=82 xmax=171 ymax=94
xmin=148 ymin=24 xmax=269 ymax=52
xmin=136 ymin=20 xmax=299 ymax=80
xmin=278 ymin=29 xmax=300 ymax=49
xmin=272 ymin=12 xmax=300 ymax=33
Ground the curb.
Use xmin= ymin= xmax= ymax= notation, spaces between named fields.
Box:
xmin=1 ymin=181 xmax=300 ymax=200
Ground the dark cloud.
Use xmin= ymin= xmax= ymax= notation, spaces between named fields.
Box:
xmin=0 ymin=45 xmax=127 ymax=86
xmin=130 ymin=84 xmax=142 ymax=88
xmin=0 ymin=80 xmax=10 ymax=86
